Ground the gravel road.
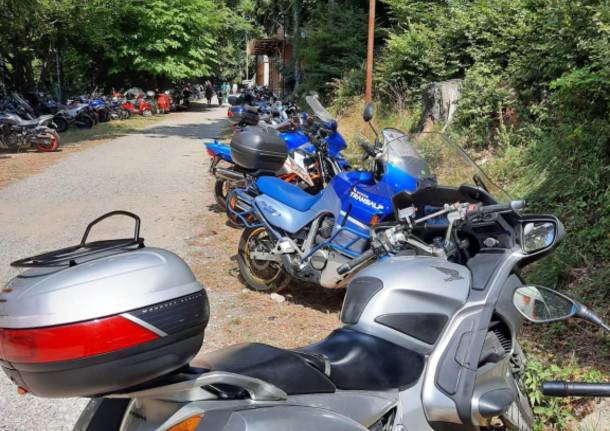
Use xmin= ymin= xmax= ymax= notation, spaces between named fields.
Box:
xmin=0 ymin=104 xmax=228 ymax=431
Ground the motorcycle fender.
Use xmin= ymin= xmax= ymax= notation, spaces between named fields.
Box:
xmin=199 ymin=405 xmax=368 ymax=431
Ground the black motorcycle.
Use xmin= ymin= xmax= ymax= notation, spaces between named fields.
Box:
xmin=0 ymin=96 xmax=59 ymax=152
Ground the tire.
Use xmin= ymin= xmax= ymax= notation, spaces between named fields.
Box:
xmin=237 ymin=226 xmax=291 ymax=292
xmin=214 ymin=178 xmax=231 ymax=208
xmin=76 ymin=114 xmax=94 ymax=129
xmin=52 ymin=116 xmax=68 ymax=133
xmin=501 ymin=344 xmax=535 ymax=431
xmin=34 ymin=130 xmax=60 ymax=152
xmin=98 ymin=109 xmax=110 ymax=122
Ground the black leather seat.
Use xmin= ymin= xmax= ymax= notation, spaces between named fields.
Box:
xmin=195 ymin=343 xmax=336 ymax=395
xmin=195 ymin=328 xmax=425 ymax=395
xmin=300 ymin=328 xmax=425 ymax=391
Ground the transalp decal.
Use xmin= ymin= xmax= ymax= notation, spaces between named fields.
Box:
xmin=350 ymin=190 xmax=384 ymax=211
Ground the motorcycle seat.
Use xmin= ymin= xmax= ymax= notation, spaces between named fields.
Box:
xmin=193 ymin=328 xmax=425 ymax=396
xmin=298 ymin=328 xmax=426 ymax=391
xmin=256 ymin=176 xmax=321 ymax=212
xmin=194 ymin=343 xmax=336 ymax=395
xmin=16 ymin=118 xmax=41 ymax=127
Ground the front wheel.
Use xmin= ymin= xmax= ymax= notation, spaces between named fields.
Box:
xmin=34 ymin=130 xmax=60 ymax=152
xmin=238 ymin=227 xmax=291 ymax=292
xmin=499 ymin=344 xmax=534 ymax=431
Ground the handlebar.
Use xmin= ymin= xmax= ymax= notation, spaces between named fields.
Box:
xmin=337 ymin=247 xmax=376 ymax=275
xmin=542 ymin=381 xmax=610 ymax=397
xmin=477 ymin=200 xmax=526 ymax=215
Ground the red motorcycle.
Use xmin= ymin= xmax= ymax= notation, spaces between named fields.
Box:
xmin=113 ymin=90 xmax=153 ymax=117
xmin=156 ymin=91 xmax=172 ymax=114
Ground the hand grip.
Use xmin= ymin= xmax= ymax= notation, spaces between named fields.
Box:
xmin=337 ymin=248 xmax=376 ymax=275
xmin=542 ymin=381 xmax=610 ymax=397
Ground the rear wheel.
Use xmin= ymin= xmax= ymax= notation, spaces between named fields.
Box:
xmin=214 ymin=178 xmax=231 ymax=208
xmin=52 ymin=116 xmax=68 ymax=133
xmin=238 ymin=226 xmax=290 ymax=292
xmin=98 ymin=109 xmax=110 ymax=122
xmin=76 ymin=114 xmax=94 ymax=129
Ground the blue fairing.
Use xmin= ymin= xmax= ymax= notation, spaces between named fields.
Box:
xmin=206 ymin=141 xmax=233 ymax=162
xmin=279 ymin=130 xmax=309 ymax=152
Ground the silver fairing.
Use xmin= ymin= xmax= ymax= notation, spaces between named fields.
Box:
xmin=0 ymin=247 xmax=202 ymax=328
xmin=348 ymin=256 xmax=470 ymax=353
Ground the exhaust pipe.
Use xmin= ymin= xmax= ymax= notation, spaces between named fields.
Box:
xmin=214 ymin=167 xmax=246 ymax=183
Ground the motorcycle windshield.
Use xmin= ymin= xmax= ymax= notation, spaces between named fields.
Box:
xmin=381 ymin=129 xmax=510 ymax=203
xmin=305 ymin=96 xmax=335 ymax=123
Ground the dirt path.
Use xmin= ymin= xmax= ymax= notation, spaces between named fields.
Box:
xmin=0 ymin=104 xmax=342 ymax=431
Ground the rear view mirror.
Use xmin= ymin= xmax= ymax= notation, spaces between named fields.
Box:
xmin=522 ymin=220 xmax=557 ymax=253
xmin=363 ymin=103 xmax=375 ymax=122
xmin=392 ymin=191 xmax=415 ymax=222
xmin=513 ymin=286 xmax=576 ymax=323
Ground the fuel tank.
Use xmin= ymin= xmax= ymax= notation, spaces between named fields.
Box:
xmin=342 ymin=256 xmax=470 ymax=354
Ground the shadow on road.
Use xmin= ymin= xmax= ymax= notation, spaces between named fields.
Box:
xmin=136 ymin=118 xmax=230 ymax=141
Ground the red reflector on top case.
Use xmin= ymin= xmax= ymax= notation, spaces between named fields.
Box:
xmin=0 ymin=316 xmax=159 ymax=363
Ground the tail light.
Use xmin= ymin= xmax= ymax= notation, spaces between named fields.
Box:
xmin=0 ymin=316 xmax=159 ymax=363
xmin=227 ymin=110 xmax=233 ymax=118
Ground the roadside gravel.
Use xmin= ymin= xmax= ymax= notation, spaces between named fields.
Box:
xmin=0 ymin=104 xmax=228 ymax=431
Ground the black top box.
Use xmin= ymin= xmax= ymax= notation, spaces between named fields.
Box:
xmin=230 ymin=129 xmax=288 ymax=173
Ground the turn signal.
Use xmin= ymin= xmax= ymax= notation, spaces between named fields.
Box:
xmin=0 ymin=316 xmax=159 ymax=363
xmin=165 ymin=415 xmax=204 ymax=431
xmin=370 ymin=215 xmax=380 ymax=225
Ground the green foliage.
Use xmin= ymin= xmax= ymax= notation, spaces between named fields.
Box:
xmin=524 ymin=357 xmax=606 ymax=430
xmin=299 ymin=1 xmax=368 ymax=99
xmin=0 ymin=0 xmax=249 ymax=94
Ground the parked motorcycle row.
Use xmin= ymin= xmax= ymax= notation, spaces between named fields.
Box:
xmin=0 ymin=91 xmax=607 ymax=431
xmin=0 ymin=84 xmax=195 ymax=152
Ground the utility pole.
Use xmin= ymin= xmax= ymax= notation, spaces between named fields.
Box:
xmin=365 ymin=0 xmax=376 ymax=103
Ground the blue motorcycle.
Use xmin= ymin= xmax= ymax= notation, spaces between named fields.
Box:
xmin=232 ymin=103 xmax=476 ymax=292
xmin=206 ymin=96 xmax=350 ymax=210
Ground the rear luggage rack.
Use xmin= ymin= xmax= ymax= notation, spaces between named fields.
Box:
xmin=11 ymin=211 xmax=145 ymax=268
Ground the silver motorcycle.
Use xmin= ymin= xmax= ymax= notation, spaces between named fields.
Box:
xmin=60 ymin=194 xmax=605 ymax=430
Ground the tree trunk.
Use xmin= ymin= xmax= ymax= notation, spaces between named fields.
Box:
xmin=419 ymin=79 xmax=463 ymax=132
xmin=291 ymin=0 xmax=301 ymax=93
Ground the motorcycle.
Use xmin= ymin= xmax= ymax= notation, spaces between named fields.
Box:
xmin=232 ymin=102 xmax=442 ymax=292
xmin=206 ymin=97 xmax=349 ymax=212
xmin=5 ymin=177 xmax=608 ymax=430
xmin=156 ymin=91 xmax=172 ymax=114
xmin=0 ymin=95 xmax=60 ymax=152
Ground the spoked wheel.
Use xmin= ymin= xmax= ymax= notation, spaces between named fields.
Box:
xmin=142 ymin=109 xmax=153 ymax=117
xmin=214 ymin=178 xmax=231 ymax=208
xmin=238 ymin=226 xmax=290 ymax=292
xmin=35 ymin=130 xmax=60 ymax=152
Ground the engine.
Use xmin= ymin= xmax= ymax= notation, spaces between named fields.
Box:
xmin=316 ymin=215 xmax=335 ymax=244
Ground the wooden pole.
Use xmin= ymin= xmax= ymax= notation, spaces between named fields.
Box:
xmin=365 ymin=0 xmax=376 ymax=103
